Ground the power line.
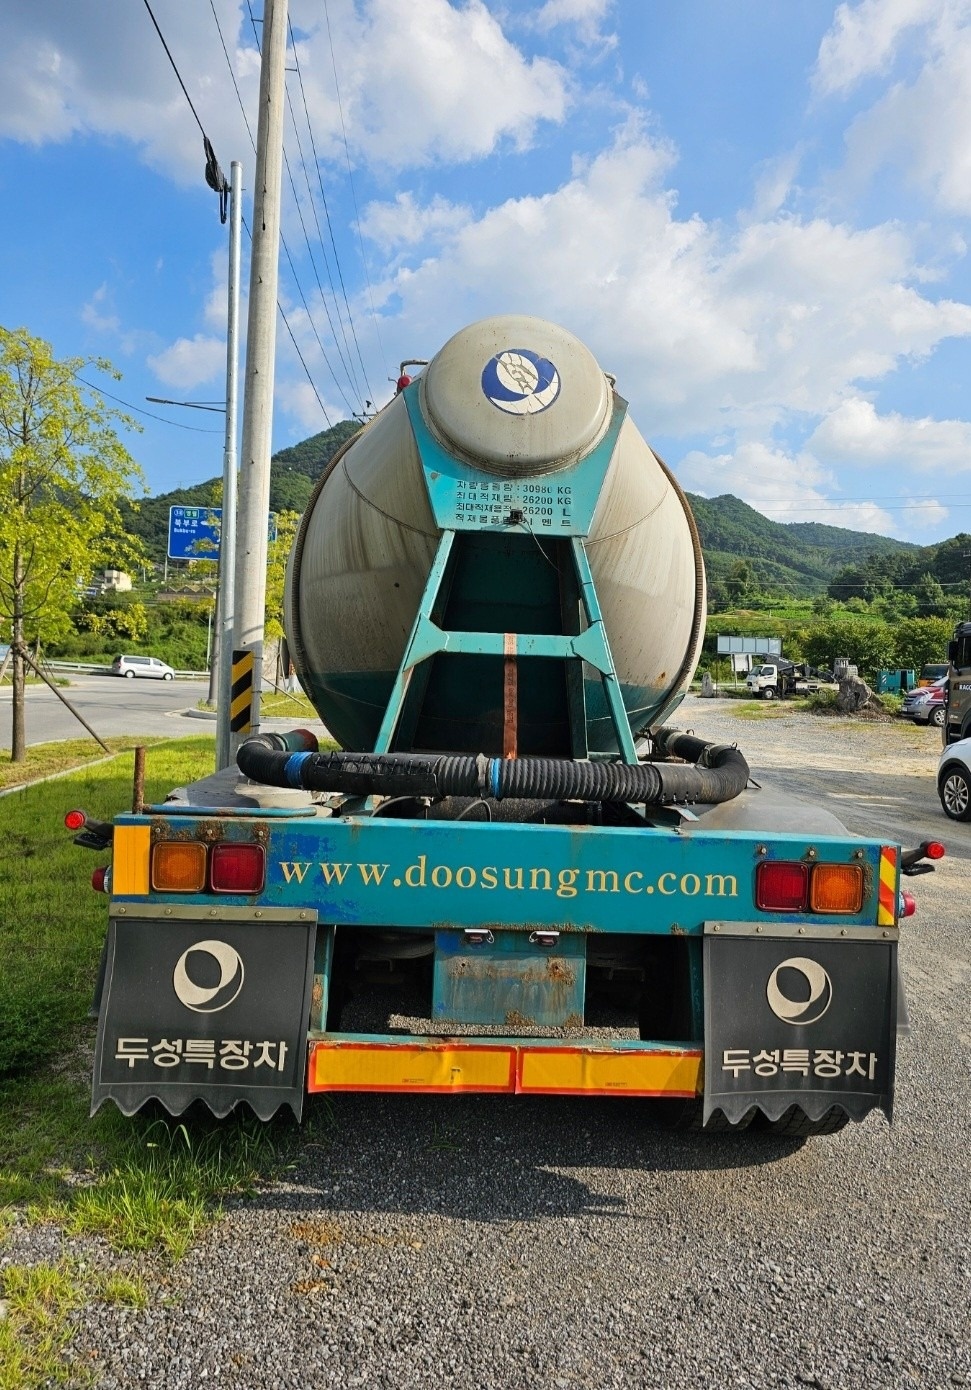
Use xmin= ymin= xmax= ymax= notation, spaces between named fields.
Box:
xmin=238 ymin=209 xmax=334 ymax=428
xmin=209 ymin=0 xmax=257 ymax=154
xmin=322 ymin=0 xmax=387 ymax=394
xmin=235 ymin=3 xmax=363 ymax=415
xmin=142 ymin=0 xmax=207 ymax=136
xmin=142 ymin=0 xmax=229 ymax=220
xmin=287 ymin=21 xmax=367 ymax=407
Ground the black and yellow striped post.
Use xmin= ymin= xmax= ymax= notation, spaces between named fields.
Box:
xmin=230 ymin=648 xmax=255 ymax=735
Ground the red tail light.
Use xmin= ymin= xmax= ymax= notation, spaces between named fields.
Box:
xmin=900 ymin=891 xmax=917 ymax=917
xmin=925 ymin=841 xmax=946 ymax=860
xmin=91 ymin=866 xmax=110 ymax=893
xmin=210 ymin=843 xmax=266 ymax=893
xmin=756 ymin=862 xmax=808 ymax=911
xmin=64 ymin=809 xmax=86 ymax=830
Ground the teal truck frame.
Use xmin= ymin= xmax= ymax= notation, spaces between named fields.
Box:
xmin=76 ymin=382 xmax=935 ymax=1137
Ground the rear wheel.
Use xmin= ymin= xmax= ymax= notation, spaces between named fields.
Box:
xmin=759 ymin=1106 xmax=849 ymax=1138
xmin=125 ymin=669 xmax=135 ymax=679
xmin=163 ymin=671 xmax=173 ymax=681
xmin=939 ymin=764 xmax=971 ymax=821
xmin=657 ymin=1099 xmax=757 ymax=1132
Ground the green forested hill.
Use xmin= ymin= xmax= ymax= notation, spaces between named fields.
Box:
xmin=122 ymin=420 xmax=362 ymax=560
xmin=685 ymin=492 xmax=920 ymax=598
xmin=126 ymin=419 xmax=935 ymax=600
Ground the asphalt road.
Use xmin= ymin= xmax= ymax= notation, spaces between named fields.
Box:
xmin=0 ymin=674 xmax=213 ymax=749
xmin=13 ymin=696 xmax=971 ymax=1388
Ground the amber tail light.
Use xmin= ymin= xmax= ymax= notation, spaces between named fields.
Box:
xmin=809 ymin=863 xmax=864 ymax=914
xmin=151 ymin=842 xmax=207 ymax=893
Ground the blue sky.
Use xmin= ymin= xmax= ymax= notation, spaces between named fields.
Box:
xmin=3 ymin=0 xmax=971 ymax=544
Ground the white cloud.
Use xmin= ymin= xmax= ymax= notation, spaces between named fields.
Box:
xmin=812 ymin=0 xmax=937 ymax=97
xmin=274 ymin=375 xmax=344 ymax=434
xmin=148 ymin=335 xmax=225 ymax=389
xmin=840 ymin=25 xmax=971 ymax=215
xmin=360 ymin=193 xmax=472 ymax=252
xmin=813 ymin=1 xmax=971 ymax=216
xmin=677 ymin=439 xmax=899 ymax=534
xmin=81 ymin=284 xmax=121 ymax=336
xmin=533 ymin=0 xmax=617 ymax=49
xmin=746 ymin=149 xmax=804 ymax=223
xmin=367 ymin=126 xmax=971 ymax=438
xmin=0 ymin=0 xmax=254 ymax=184
xmin=300 ymin=0 xmax=570 ymax=169
xmin=0 ymin=0 xmax=569 ymax=183
xmin=808 ymin=396 xmax=971 ymax=469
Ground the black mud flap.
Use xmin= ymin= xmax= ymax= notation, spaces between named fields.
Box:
xmin=703 ymin=924 xmax=898 ymax=1127
xmin=92 ymin=906 xmax=317 ymax=1121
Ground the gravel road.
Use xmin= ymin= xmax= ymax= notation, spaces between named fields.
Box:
xmin=11 ymin=699 xmax=971 ymax=1389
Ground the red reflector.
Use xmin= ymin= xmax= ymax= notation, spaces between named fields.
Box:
xmin=901 ymin=891 xmax=916 ymax=917
xmin=756 ymin=861 xmax=808 ymax=911
xmin=91 ymin=866 xmax=109 ymax=893
xmin=64 ymin=809 xmax=86 ymax=830
xmin=925 ymin=841 xmax=946 ymax=860
xmin=210 ymin=843 xmax=266 ymax=893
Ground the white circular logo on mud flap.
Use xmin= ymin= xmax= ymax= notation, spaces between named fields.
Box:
xmin=766 ymin=956 xmax=832 ymax=1025
xmin=173 ymin=939 xmax=245 ymax=1013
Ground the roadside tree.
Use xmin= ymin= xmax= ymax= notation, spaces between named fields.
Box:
xmin=265 ymin=510 xmax=300 ymax=685
xmin=0 ymin=327 xmax=145 ymax=760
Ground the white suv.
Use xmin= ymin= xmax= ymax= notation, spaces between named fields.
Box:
xmin=110 ymin=654 xmax=175 ymax=681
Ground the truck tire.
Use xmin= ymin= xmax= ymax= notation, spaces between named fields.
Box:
xmin=939 ymin=763 xmax=971 ymax=821
xmin=761 ymin=687 xmax=776 ymax=700
xmin=657 ymin=1099 xmax=757 ymax=1132
xmin=760 ymin=1106 xmax=849 ymax=1137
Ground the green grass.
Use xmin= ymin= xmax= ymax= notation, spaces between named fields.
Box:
xmin=0 ymin=735 xmax=203 ymax=792
xmin=258 ymin=690 xmax=318 ymax=720
xmin=0 ymin=1257 xmax=149 ymax=1389
xmin=0 ymin=738 xmax=315 ymax=1382
xmin=0 ymin=738 xmax=218 ymax=1076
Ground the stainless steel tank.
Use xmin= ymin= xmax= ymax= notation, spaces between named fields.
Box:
xmin=285 ymin=315 xmax=705 ymax=754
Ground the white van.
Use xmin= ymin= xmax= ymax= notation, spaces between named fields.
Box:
xmin=110 ymin=654 xmax=175 ymax=681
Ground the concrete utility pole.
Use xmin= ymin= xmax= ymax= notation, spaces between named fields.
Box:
xmin=233 ymin=0 xmax=288 ymax=746
xmin=216 ymin=158 xmax=243 ymax=771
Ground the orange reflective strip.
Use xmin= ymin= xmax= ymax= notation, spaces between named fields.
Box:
xmin=308 ymin=1041 xmax=702 ymax=1097
xmin=878 ymin=846 xmax=898 ymax=925
xmin=111 ymin=824 xmax=151 ymax=896
xmin=517 ymin=1047 xmax=701 ymax=1097
xmin=310 ymin=1041 xmax=516 ymax=1093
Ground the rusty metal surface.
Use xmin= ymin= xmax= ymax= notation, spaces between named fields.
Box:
xmin=132 ymin=745 xmax=146 ymax=815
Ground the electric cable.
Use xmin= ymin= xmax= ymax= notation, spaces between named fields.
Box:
xmin=142 ymin=0 xmax=229 ymax=220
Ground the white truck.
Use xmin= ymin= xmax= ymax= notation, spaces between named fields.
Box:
xmin=746 ymin=660 xmax=822 ymax=700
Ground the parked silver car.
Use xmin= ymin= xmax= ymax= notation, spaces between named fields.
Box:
xmin=901 ymin=677 xmax=947 ymax=728
xmin=110 ymin=654 xmax=175 ymax=681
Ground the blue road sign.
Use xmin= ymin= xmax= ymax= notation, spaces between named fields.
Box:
xmin=167 ymin=506 xmax=220 ymax=561
xmin=167 ymin=507 xmax=279 ymax=561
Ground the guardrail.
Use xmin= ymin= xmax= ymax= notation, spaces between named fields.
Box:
xmin=42 ymin=661 xmax=209 ymax=680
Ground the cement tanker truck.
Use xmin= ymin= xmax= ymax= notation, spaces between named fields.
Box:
xmin=74 ymin=315 xmax=940 ymax=1136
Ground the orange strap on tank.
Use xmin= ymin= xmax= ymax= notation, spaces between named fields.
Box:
xmin=503 ymin=632 xmax=518 ymax=759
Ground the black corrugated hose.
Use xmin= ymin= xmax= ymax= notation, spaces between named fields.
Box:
xmin=236 ymin=728 xmax=749 ymax=807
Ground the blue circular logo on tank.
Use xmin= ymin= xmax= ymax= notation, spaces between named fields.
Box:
xmin=481 ymin=348 xmax=561 ymax=415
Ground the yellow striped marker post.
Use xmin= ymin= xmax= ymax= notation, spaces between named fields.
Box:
xmin=230 ymin=649 xmax=255 ymax=734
